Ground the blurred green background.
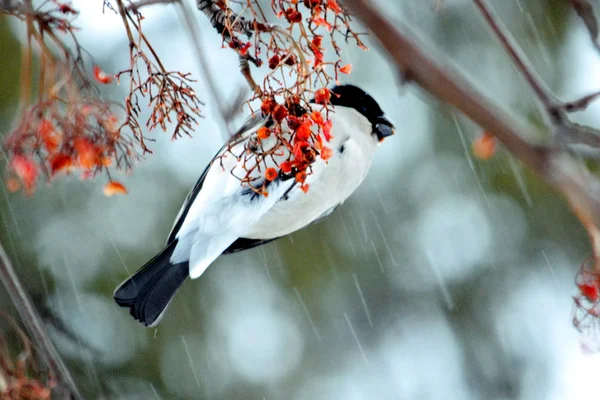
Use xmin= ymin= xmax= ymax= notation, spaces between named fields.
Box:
xmin=1 ymin=1 xmax=598 ymax=399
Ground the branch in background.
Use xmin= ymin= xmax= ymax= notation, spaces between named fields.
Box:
xmin=340 ymin=0 xmax=600 ymax=335
xmin=473 ymin=0 xmax=600 ymax=151
xmin=114 ymin=0 xmax=205 ymax=152
xmin=471 ymin=0 xmax=600 ymax=280
xmin=176 ymin=0 xmax=239 ymax=140
xmin=0 ymin=0 xmax=20 ymax=12
xmin=125 ymin=0 xmax=173 ymax=11
xmin=195 ymin=0 xmax=271 ymax=94
xmin=570 ymin=0 xmax=600 ymax=53
xmin=126 ymin=0 xmax=258 ymax=140
xmin=2 ymin=1 xmax=140 ymax=196
xmin=0 ymin=242 xmax=82 ymax=399
xmin=196 ymin=0 xmax=258 ymax=37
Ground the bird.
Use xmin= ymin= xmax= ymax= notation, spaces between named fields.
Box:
xmin=113 ymin=84 xmax=395 ymax=326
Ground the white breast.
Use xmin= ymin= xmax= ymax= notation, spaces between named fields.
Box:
xmin=243 ymin=107 xmax=378 ymax=239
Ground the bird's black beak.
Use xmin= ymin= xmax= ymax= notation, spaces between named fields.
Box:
xmin=374 ymin=116 xmax=395 ymax=142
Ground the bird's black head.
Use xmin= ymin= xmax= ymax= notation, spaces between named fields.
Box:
xmin=329 ymin=84 xmax=395 ymax=142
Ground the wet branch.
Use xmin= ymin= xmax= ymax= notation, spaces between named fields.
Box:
xmin=176 ymin=0 xmax=234 ymax=140
xmin=569 ymin=0 xmax=600 ymax=53
xmin=195 ymin=0 xmax=271 ymax=93
xmin=473 ymin=0 xmax=600 ymax=150
xmin=0 ymin=0 xmax=21 ymax=12
xmin=342 ymin=0 xmax=600 ymax=269
xmin=0 ymin=241 xmax=83 ymax=399
xmin=125 ymin=0 xmax=173 ymax=11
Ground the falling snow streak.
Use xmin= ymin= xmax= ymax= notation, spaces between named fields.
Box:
xmin=349 ymin=212 xmax=369 ymax=261
xmin=370 ymin=240 xmax=386 ymax=274
xmin=369 ymin=210 xmax=397 ymax=267
xmin=352 ymin=274 xmax=373 ymax=327
xmin=294 ymin=287 xmax=322 ymax=343
xmin=451 ymin=114 xmax=490 ymax=208
xmin=343 ymin=312 xmax=370 ymax=371
xmin=181 ymin=336 xmax=201 ymax=388
xmin=508 ymin=157 xmax=534 ymax=208
xmin=338 ymin=211 xmax=357 ymax=257
xmin=105 ymin=229 xmax=132 ymax=276
xmin=424 ymin=250 xmax=455 ymax=310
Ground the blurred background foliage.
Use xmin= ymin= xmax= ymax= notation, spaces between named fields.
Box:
xmin=1 ymin=0 xmax=599 ymax=399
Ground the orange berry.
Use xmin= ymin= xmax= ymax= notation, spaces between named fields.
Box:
xmin=339 ymin=64 xmax=353 ymax=74
xmin=265 ymin=167 xmax=278 ymax=181
xmin=10 ymin=155 xmax=38 ymax=192
xmin=472 ymin=131 xmax=496 ymax=160
xmin=5 ymin=178 xmax=20 ymax=193
xmin=93 ymin=65 xmax=113 ymax=84
xmin=103 ymin=181 xmax=128 ymax=196
xmin=273 ymin=105 xmax=288 ymax=122
xmin=280 ymin=161 xmax=292 ymax=173
xmin=74 ymin=137 xmax=99 ymax=169
xmin=296 ymin=120 xmax=312 ymax=140
xmin=257 ymin=127 xmax=271 ymax=139
xmin=49 ymin=153 xmax=73 ymax=175
xmin=321 ymin=146 xmax=333 ymax=161
xmin=314 ymin=88 xmax=331 ymax=105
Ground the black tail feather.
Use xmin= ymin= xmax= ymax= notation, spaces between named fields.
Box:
xmin=114 ymin=240 xmax=189 ymax=327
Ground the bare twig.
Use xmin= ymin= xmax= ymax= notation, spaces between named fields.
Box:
xmin=126 ymin=0 xmax=174 ymax=11
xmin=473 ymin=0 xmax=600 ymax=151
xmin=564 ymin=90 xmax=600 ymax=112
xmin=196 ymin=0 xmax=267 ymax=37
xmin=0 ymin=0 xmax=21 ymax=12
xmin=176 ymin=0 xmax=232 ymax=140
xmin=0 ymin=241 xmax=82 ymax=399
xmin=472 ymin=0 xmax=563 ymax=120
xmin=570 ymin=0 xmax=600 ymax=53
xmin=238 ymin=56 xmax=261 ymax=96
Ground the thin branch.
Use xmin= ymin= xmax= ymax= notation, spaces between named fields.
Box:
xmin=126 ymin=0 xmax=174 ymax=11
xmin=196 ymin=0 xmax=260 ymax=37
xmin=564 ymin=90 xmax=600 ymax=112
xmin=341 ymin=0 xmax=600 ymax=269
xmin=0 ymin=0 xmax=21 ymax=12
xmin=0 ymin=241 xmax=83 ymax=399
xmin=177 ymin=0 xmax=232 ymax=140
xmin=238 ymin=55 xmax=261 ymax=96
xmin=194 ymin=0 xmax=271 ymax=94
xmin=476 ymin=0 xmax=600 ymax=142
xmin=473 ymin=0 xmax=600 ymax=150
xmin=472 ymin=0 xmax=562 ymax=120
xmin=570 ymin=0 xmax=600 ymax=53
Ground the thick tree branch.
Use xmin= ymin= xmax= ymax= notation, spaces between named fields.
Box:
xmin=341 ymin=0 xmax=600 ymax=268
xmin=0 ymin=242 xmax=82 ymax=399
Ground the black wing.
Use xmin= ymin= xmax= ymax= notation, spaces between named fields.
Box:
xmin=166 ymin=115 xmax=264 ymax=244
xmin=223 ymin=237 xmax=281 ymax=253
